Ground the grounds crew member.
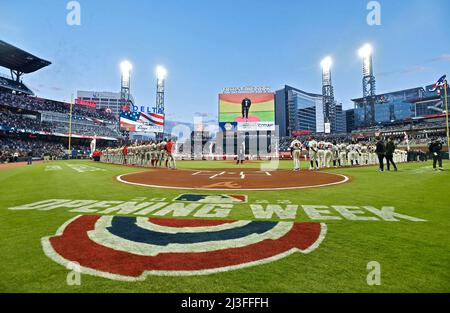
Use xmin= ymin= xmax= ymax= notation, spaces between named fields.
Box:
xmin=429 ymin=138 xmax=443 ymax=171
xmin=290 ymin=136 xmax=302 ymax=171
xmin=385 ymin=137 xmax=398 ymax=171
xmin=375 ymin=137 xmax=385 ymax=172
xmin=241 ymin=97 xmax=251 ymax=120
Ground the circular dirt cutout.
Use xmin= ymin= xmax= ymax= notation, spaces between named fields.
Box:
xmin=117 ymin=168 xmax=350 ymax=191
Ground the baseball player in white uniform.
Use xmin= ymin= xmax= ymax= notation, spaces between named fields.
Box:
xmin=324 ymin=142 xmax=333 ymax=168
xmin=308 ymin=137 xmax=319 ymax=170
xmin=360 ymin=144 xmax=369 ymax=165
xmin=290 ymin=137 xmax=303 ymax=171
xmin=347 ymin=142 xmax=356 ymax=166
xmin=338 ymin=143 xmax=347 ymax=167
xmin=317 ymin=141 xmax=326 ymax=168
xmin=368 ymin=145 xmax=377 ymax=165
xmin=237 ymin=139 xmax=246 ymax=164
xmin=353 ymin=141 xmax=361 ymax=166
xmin=330 ymin=141 xmax=339 ymax=167
xmin=150 ymin=141 xmax=158 ymax=167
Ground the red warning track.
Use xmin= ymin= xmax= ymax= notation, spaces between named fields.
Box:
xmin=117 ymin=168 xmax=350 ymax=191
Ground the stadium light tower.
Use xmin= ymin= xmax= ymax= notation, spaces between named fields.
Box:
xmin=120 ymin=60 xmax=132 ymax=141
xmin=155 ymin=65 xmax=167 ymax=138
xmin=156 ymin=65 xmax=167 ymax=113
xmin=358 ymin=44 xmax=376 ymax=126
xmin=321 ymin=56 xmax=335 ymax=133
xmin=120 ymin=60 xmax=132 ymax=107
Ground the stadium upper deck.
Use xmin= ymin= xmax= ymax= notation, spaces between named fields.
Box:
xmin=0 ymin=40 xmax=121 ymax=141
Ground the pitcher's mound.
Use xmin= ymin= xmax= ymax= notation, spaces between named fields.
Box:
xmin=117 ymin=168 xmax=350 ymax=191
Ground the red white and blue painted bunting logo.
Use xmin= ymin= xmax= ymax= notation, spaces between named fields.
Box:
xmin=42 ymin=215 xmax=326 ymax=281
xmin=173 ymin=194 xmax=247 ymax=203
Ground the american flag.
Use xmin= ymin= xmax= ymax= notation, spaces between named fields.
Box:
xmin=139 ymin=112 xmax=164 ymax=126
xmin=429 ymin=75 xmax=447 ymax=92
xmin=120 ymin=111 xmax=164 ymax=131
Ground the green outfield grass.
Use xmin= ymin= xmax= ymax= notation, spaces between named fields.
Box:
xmin=219 ymin=111 xmax=275 ymax=123
xmin=0 ymin=159 xmax=449 ymax=293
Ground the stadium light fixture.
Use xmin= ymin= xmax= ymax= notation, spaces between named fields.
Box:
xmin=120 ymin=60 xmax=132 ymax=75
xmin=358 ymin=43 xmax=373 ymax=58
xmin=156 ymin=65 xmax=167 ymax=80
xmin=321 ymin=56 xmax=332 ymax=72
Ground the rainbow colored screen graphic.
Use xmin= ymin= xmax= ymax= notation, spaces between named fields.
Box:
xmin=219 ymin=93 xmax=275 ymax=131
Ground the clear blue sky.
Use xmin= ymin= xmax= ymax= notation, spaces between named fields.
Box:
xmin=1 ymin=0 xmax=449 ymax=122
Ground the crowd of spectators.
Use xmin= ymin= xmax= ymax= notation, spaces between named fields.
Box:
xmin=0 ymin=92 xmax=117 ymax=122
xmin=397 ymin=135 xmax=447 ymax=147
xmin=0 ymin=108 xmax=120 ymax=137
xmin=0 ymin=102 xmax=121 ymax=140
xmin=353 ymin=120 xmax=446 ymax=135
xmin=0 ymin=137 xmax=66 ymax=163
xmin=47 ymin=121 xmax=120 ymax=138
xmin=0 ymin=110 xmax=49 ymax=131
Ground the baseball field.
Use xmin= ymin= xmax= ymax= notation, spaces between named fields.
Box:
xmin=0 ymin=159 xmax=449 ymax=293
xmin=219 ymin=93 xmax=275 ymax=123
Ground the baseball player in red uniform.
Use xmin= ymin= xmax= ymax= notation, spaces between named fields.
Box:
xmin=122 ymin=144 xmax=128 ymax=165
xmin=165 ymin=139 xmax=176 ymax=169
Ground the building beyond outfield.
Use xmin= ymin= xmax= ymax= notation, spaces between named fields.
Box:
xmin=350 ymin=84 xmax=449 ymax=129
xmin=77 ymin=90 xmax=135 ymax=117
xmin=275 ymin=85 xmax=346 ymax=137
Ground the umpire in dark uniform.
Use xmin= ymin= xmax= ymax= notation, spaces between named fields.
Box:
xmin=429 ymin=138 xmax=443 ymax=171
xmin=241 ymin=98 xmax=251 ymax=119
xmin=385 ymin=136 xmax=398 ymax=171
xmin=375 ymin=137 xmax=385 ymax=172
